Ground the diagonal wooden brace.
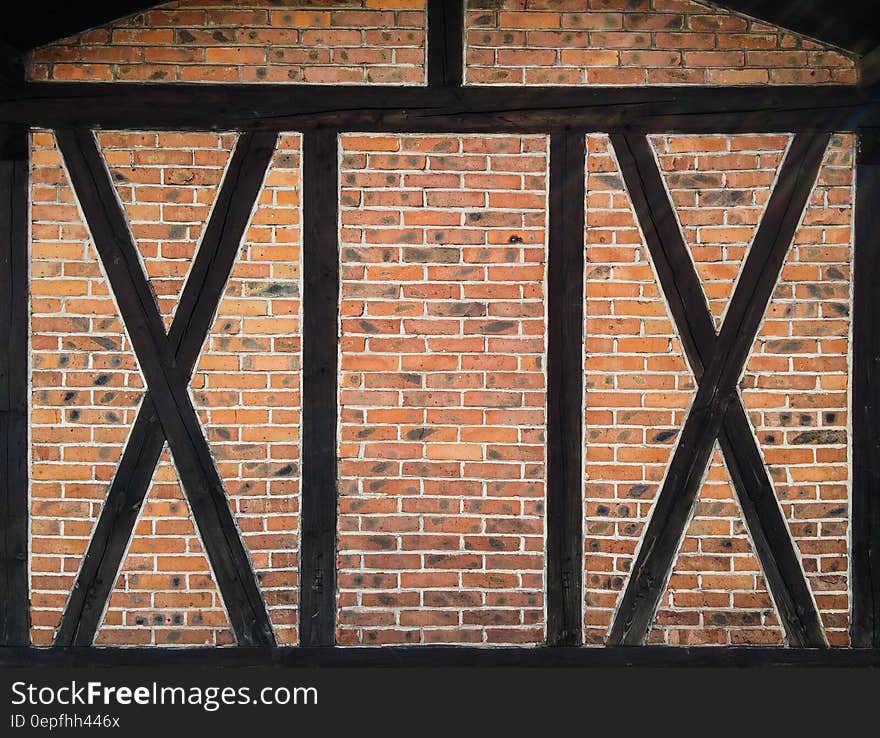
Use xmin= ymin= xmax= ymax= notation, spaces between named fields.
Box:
xmin=54 ymin=128 xmax=278 ymax=646
xmin=607 ymin=131 xmax=830 ymax=646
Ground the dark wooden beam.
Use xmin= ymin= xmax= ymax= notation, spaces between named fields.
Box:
xmin=427 ymin=0 xmax=463 ymax=88
xmin=2 ymin=645 xmax=880 ymax=668
xmin=1 ymin=83 xmax=878 ymax=133
xmin=852 ymin=127 xmax=880 ymax=647
xmin=0 ymin=124 xmax=29 ymax=646
xmin=54 ymin=128 xmax=276 ymax=647
xmin=607 ymin=131 xmax=829 ymax=645
xmin=299 ymin=129 xmax=339 ymax=647
xmin=859 ymin=45 xmax=880 ymax=87
xmin=546 ymin=130 xmax=585 ymax=646
xmin=54 ymin=130 xmax=278 ymax=646
xmin=0 ymin=39 xmax=24 ymax=85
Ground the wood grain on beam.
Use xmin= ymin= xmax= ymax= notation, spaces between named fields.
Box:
xmin=0 ymin=123 xmax=29 ymax=646
xmin=852 ymin=127 xmax=880 ymax=647
xmin=547 ymin=130 xmax=585 ymax=646
xmin=300 ymin=130 xmax=339 ymax=647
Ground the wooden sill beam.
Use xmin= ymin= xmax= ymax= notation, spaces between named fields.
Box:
xmin=0 ymin=82 xmax=878 ymax=133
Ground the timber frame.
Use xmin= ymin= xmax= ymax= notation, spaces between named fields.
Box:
xmin=1 ymin=0 xmax=880 ymax=666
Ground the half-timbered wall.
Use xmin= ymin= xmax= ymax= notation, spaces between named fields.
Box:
xmin=4 ymin=0 xmax=864 ymax=652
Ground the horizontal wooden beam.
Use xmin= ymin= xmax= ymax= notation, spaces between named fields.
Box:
xmin=1 ymin=646 xmax=879 ymax=668
xmin=1 ymin=82 xmax=878 ymax=133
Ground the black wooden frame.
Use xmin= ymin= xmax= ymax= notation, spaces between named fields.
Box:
xmin=0 ymin=122 xmax=28 ymax=648
xmin=0 ymin=0 xmax=877 ymax=664
xmin=852 ymin=127 xmax=880 ymax=647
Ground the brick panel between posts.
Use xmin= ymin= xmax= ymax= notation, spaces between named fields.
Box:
xmin=337 ymin=134 xmax=548 ymax=645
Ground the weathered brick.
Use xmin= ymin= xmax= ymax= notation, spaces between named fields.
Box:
xmin=465 ymin=0 xmax=856 ymax=86
xmin=28 ymin=1 xmax=427 ymax=85
xmin=338 ymin=134 xmax=547 ymax=645
xmin=585 ymin=133 xmax=853 ymax=647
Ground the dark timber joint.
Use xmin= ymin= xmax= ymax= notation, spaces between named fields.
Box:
xmin=427 ymin=0 xmax=464 ymax=88
xmin=547 ymin=130 xmax=586 ymax=646
xmin=300 ymin=129 xmax=339 ymax=647
xmin=54 ymin=128 xmax=278 ymax=647
xmin=607 ymin=131 xmax=830 ymax=647
xmin=0 ymin=123 xmax=29 ymax=646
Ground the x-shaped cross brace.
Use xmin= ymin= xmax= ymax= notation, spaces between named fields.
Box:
xmin=607 ymin=130 xmax=831 ymax=646
xmin=53 ymin=128 xmax=278 ymax=646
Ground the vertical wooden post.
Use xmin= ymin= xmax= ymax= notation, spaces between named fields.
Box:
xmin=852 ymin=127 xmax=880 ymax=647
xmin=427 ymin=0 xmax=464 ymax=88
xmin=546 ymin=130 xmax=586 ymax=646
xmin=300 ymin=130 xmax=340 ymax=646
xmin=0 ymin=123 xmax=29 ymax=646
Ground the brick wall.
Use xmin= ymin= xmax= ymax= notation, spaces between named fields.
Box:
xmin=648 ymin=446 xmax=785 ymax=645
xmin=337 ymin=134 xmax=547 ymax=645
xmin=28 ymin=0 xmax=857 ymax=86
xmin=583 ymin=132 xmax=853 ymax=646
xmin=28 ymin=0 xmax=426 ymax=84
xmin=30 ymin=131 xmax=147 ymax=645
xmin=466 ymin=0 xmax=857 ymax=85
xmin=188 ymin=132 xmax=303 ymax=645
xmin=647 ymin=132 xmax=789 ymax=647
xmin=583 ymin=131 xmax=694 ymax=644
